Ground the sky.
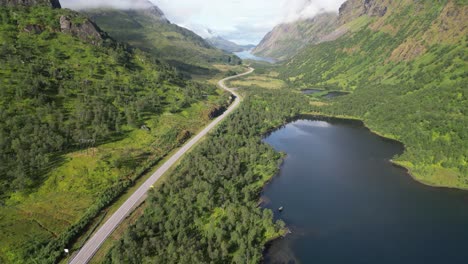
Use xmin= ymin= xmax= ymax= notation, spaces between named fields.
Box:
xmin=61 ymin=0 xmax=346 ymax=45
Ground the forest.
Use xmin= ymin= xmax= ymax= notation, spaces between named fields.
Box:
xmin=1 ymin=0 xmax=466 ymax=263
xmin=104 ymin=88 xmax=311 ymax=263
xmin=0 ymin=5 xmax=233 ymax=263
xmin=0 ymin=5 xmax=216 ymax=199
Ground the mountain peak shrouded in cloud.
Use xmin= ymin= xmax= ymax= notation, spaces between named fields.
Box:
xmin=282 ymin=0 xmax=346 ymax=23
xmin=61 ymin=0 xmax=346 ymax=45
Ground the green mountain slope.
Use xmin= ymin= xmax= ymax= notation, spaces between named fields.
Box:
xmin=0 ymin=2 xmax=231 ymax=263
xmin=252 ymin=12 xmax=339 ymax=61
xmin=82 ymin=0 xmax=240 ymax=76
xmin=279 ymin=0 xmax=468 ymax=187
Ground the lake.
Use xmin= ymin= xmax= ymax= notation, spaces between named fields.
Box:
xmin=234 ymin=50 xmax=276 ymax=63
xmin=262 ymin=117 xmax=468 ymax=264
xmin=301 ymin=89 xmax=324 ymax=95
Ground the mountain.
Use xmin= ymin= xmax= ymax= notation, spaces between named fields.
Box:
xmin=252 ymin=12 xmax=338 ymax=61
xmin=0 ymin=0 xmax=61 ymax=8
xmin=82 ymin=0 xmax=240 ymax=76
xmin=207 ymin=36 xmax=255 ymax=53
xmin=279 ymin=0 xmax=468 ymax=188
xmin=0 ymin=1 xmax=229 ymax=262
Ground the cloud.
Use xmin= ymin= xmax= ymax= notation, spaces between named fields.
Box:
xmin=282 ymin=0 xmax=346 ymax=23
xmin=61 ymin=0 xmax=153 ymax=10
xmin=60 ymin=0 xmax=347 ymax=44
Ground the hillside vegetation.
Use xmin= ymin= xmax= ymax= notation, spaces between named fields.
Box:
xmin=279 ymin=0 xmax=468 ymax=187
xmin=83 ymin=1 xmax=241 ymax=76
xmin=0 ymin=3 xmax=230 ymax=263
xmin=105 ymin=87 xmax=311 ymax=264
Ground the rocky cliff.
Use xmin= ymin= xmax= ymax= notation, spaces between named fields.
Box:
xmin=338 ymin=0 xmax=388 ymax=24
xmin=252 ymin=12 xmax=338 ymax=61
xmin=59 ymin=15 xmax=106 ymax=45
xmin=0 ymin=0 xmax=61 ymax=8
xmin=1 ymin=0 xmax=106 ymax=45
xmin=253 ymin=0 xmax=398 ymax=61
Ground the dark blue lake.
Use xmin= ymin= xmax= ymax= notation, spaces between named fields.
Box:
xmin=262 ymin=118 xmax=468 ymax=264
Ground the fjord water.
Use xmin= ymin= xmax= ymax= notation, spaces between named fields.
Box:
xmin=233 ymin=50 xmax=276 ymax=63
xmin=262 ymin=118 xmax=468 ymax=264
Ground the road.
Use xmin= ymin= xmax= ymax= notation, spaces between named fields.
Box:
xmin=69 ymin=67 xmax=254 ymax=264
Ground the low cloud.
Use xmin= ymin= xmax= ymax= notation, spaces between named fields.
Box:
xmin=282 ymin=0 xmax=346 ymax=23
xmin=60 ymin=0 xmax=347 ymax=44
xmin=61 ymin=0 xmax=153 ymax=10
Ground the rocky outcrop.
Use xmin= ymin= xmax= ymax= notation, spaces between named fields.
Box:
xmin=60 ymin=15 xmax=106 ymax=45
xmin=0 ymin=0 xmax=61 ymax=8
xmin=339 ymin=0 xmax=388 ymax=24
xmin=23 ymin=24 xmax=44 ymax=34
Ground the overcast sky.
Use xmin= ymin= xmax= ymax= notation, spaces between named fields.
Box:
xmin=61 ymin=0 xmax=346 ymax=45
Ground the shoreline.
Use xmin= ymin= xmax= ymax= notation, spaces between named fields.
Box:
xmin=300 ymin=112 xmax=467 ymax=191
xmin=257 ymin=112 xmax=467 ymax=262
xmin=390 ymin=160 xmax=468 ymax=192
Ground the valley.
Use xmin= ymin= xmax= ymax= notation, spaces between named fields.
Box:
xmin=69 ymin=67 xmax=253 ymax=264
xmin=0 ymin=0 xmax=466 ymax=263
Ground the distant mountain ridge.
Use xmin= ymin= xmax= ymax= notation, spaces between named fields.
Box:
xmin=253 ymin=12 xmax=338 ymax=61
xmin=206 ymin=36 xmax=255 ymax=53
xmin=83 ymin=0 xmax=240 ymax=75
xmin=253 ymin=0 xmax=396 ymax=61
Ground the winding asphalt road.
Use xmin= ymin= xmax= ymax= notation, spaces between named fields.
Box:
xmin=69 ymin=67 xmax=254 ymax=264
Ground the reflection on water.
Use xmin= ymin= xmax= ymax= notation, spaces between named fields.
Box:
xmin=262 ymin=118 xmax=468 ymax=264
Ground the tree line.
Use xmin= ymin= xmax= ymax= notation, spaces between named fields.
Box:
xmin=104 ymin=88 xmax=311 ymax=264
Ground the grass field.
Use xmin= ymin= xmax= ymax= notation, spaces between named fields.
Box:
xmin=226 ymin=70 xmax=287 ymax=90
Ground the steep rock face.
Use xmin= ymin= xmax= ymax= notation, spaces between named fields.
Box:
xmin=0 ymin=0 xmax=61 ymax=8
xmin=338 ymin=0 xmax=388 ymax=24
xmin=253 ymin=12 xmax=338 ymax=61
xmin=60 ymin=15 xmax=106 ymax=45
xmin=253 ymin=0 xmax=394 ymax=61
